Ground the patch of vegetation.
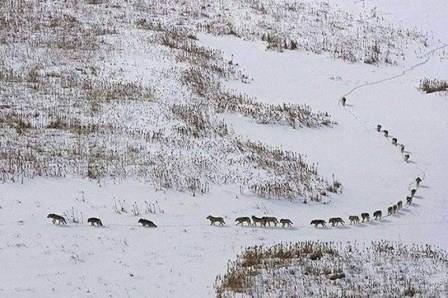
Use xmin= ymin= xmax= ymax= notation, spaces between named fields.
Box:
xmin=0 ymin=0 xmax=337 ymax=201
xmin=419 ymin=78 xmax=448 ymax=94
xmin=215 ymin=241 xmax=448 ymax=297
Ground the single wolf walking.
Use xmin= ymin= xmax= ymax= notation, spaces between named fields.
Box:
xmin=207 ymin=215 xmax=225 ymax=226
xmin=328 ymin=217 xmax=345 ymax=227
xmin=310 ymin=219 xmax=326 ymax=228
xmin=348 ymin=215 xmax=360 ymax=224
xmin=416 ymin=177 xmax=422 ymax=187
xmin=47 ymin=213 xmax=67 ymax=225
xmin=361 ymin=213 xmax=370 ymax=222
xmin=138 ymin=218 xmax=157 ymax=227
xmin=279 ymin=218 xmax=293 ymax=228
xmin=262 ymin=216 xmax=278 ymax=227
xmin=87 ymin=217 xmax=103 ymax=226
xmin=387 ymin=206 xmax=394 ymax=216
xmin=373 ymin=210 xmax=382 ymax=220
xmin=235 ymin=217 xmax=251 ymax=226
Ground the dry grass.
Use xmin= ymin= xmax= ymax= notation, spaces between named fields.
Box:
xmin=0 ymin=0 xmax=337 ymax=201
xmin=419 ymin=78 xmax=448 ymax=94
xmin=215 ymin=241 xmax=448 ymax=297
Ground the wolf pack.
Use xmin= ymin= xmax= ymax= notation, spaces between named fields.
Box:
xmin=206 ymin=124 xmax=423 ymax=229
xmin=48 ymin=175 xmax=421 ymax=231
xmin=205 ymin=175 xmax=420 ymax=229
xmin=309 ymin=177 xmax=421 ymax=228
xmin=47 ymin=124 xmax=424 ymax=231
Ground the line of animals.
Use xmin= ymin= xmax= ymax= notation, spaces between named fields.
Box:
xmin=207 ymin=176 xmax=421 ymax=229
xmin=47 ymin=214 xmax=157 ymax=228
xmin=48 ymin=176 xmax=421 ymax=230
xmin=47 ymin=124 xmax=422 ymax=231
xmin=376 ymin=124 xmax=411 ymax=162
xmin=48 ymin=174 xmax=421 ymax=231
xmin=206 ymin=215 xmax=293 ymax=228
xmin=341 ymin=97 xmax=412 ymax=163
xmin=311 ymin=117 xmax=422 ymax=227
xmin=333 ymin=99 xmax=424 ymax=227
xmin=309 ymin=178 xmax=420 ymax=228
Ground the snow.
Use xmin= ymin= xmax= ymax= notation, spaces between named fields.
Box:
xmin=1 ymin=0 xmax=448 ymax=297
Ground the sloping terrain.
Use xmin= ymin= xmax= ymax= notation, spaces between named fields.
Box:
xmin=1 ymin=0 xmax=447 ymax=297
xmin=0 ymin=0 xmax=337 ymax=200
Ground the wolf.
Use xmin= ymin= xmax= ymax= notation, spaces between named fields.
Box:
xmin=87 ymin=217 xmax=103 ymax=226
xmin=310 ymin=219 xmax=326 ymax=228
xmin=348 ymin=215 xmax=360 ymax=224
xmin=262 ymin=216 xmax=278 ymax=227
xmin=279 ymin=218 xmax=293 ymax=228
xmin=410 ymin=189 xmax=417 ymax=197
xmin=400 ymin=144 xmax=405 ymax=153
xmin=47 ymin=213 xmax=67 ymax=225
xmin=406 ymin=196 xmax=413 ymax=205
xmin=251 ymin=216 xmax=265 ymax=227
xmin=416 ymin=177 xmax=422 ymax=187
xmin=373 ymin=210 xmax=382 ymax=220
xmin=376 ymin=124 xmax=382 ymax=132
xmin=387 ymin=206 xmax=393 ymax=216
xmin=206 ymin=215 xmax=225 ymax=226
xmin=138 ymin=218 xmax=157 ymax=227
xmin=235 ymin=217 xmax=251 ymax=226
xmin=393 ymin=205 xmax=398 ymax=213
xmin=361 ymin=213 xmax=370 ymax=222
xmin=404 ymin=154 xmax=410 ymax=162
xmin=397 ymin=200 xmax=403 ymax=210
xmin=383 ymin=130 xmax=389 ymax=137
xmin=392 ymin=138 xmax=398 ymax=145
xmin=328 ymin=217 xmax=345 ymax=227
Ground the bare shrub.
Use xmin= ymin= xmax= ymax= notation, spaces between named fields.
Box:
xmin=419 ymin=78 xmax=448 ymax=94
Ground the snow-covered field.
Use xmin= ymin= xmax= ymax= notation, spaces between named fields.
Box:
xmin=1 ymin=0 xmax=448 ymax=297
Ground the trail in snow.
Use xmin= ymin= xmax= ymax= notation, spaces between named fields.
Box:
xmin=342 ymin=43 xmax=448 ymax=98
xmin=339 ymin=43 xmax=448 ymax=190
xmin=199 ymin=33 xmax=448 ymax=240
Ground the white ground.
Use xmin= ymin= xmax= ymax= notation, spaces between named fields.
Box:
xmin=1 ymin=1 xmax=448 ymax=297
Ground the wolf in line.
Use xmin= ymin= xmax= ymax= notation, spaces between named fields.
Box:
xmin=329 ymin=217 xmax=345 ymax=227
xmin=262 ymin=216 xmax=279 ymax=227
xmin=349 ymin=215 xmax=360 ymax=224
xmin=251 ymin=216 xmax=265 ymax=227
xmin=280 ymin=218 xmax=293 ymax=228
xmin=387 ymin=207 xmax=394 ymax=216
xmin=393 ymin=205 xmax=398 ymax=213
xmin=235 ymin=217 xmax=251 ymax=226
xmin=206 ymin=215 xmax=225 ymax=226
xmin=310 ymin=219 xmax=326 ymax=228
xmin=373 ymin=210 xmax=382 ymax=220
xmin=87 ymin=217 xmax=103 ymax=226
xmin=138 ymin=218 xmax=157 ymax=227
xmin=47 ymin=214 xmax=67 ymax=225
xmin=416 ymin=177 xmax=422 ymax=187
xmin=361 ymin=213 xmax=370 ymax=222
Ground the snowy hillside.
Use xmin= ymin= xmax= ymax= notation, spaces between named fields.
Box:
xmin=1 ymin=0 xmax=448 ymax=297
